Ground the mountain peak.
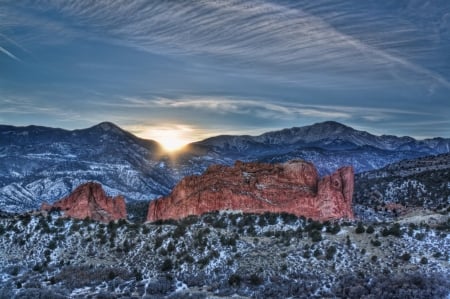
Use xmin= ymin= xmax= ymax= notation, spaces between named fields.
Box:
xmin=312 ymin=121 xmax=351 ymax=129
xmin=91 ymin=121 xmax=122 ymax=131
xmin=85 ymin=122 xmax=129 ymax=137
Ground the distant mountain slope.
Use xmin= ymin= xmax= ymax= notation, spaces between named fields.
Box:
xmin=0 ymin=122 xmax=177 ymax=212
xmin=194 ymin=121 xmax=450 ymax=154
xmin=185 ymin=121 xmax=450 ymax=175
xmin=1 ymin=121 xmax=449 ymax=213
xmin=354 ymin=153 xmax=450 ymax=210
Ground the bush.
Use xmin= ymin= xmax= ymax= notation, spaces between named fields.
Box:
xmin=161 ymin=258 xmax=173 ymax=272
xmin=313 ymin=248 xmax=322 ymax=258
xmin=326 ymin=245 xmax=337 ymax=260
xmin=355 ymin=222 xmax=365 ymax=234
xmin=48 ymin=239 xmax=57 ymax=250
xmin=249 ymin=273 xmax=263 ymax=285
xmin=228 ymin=274 xmax=241 ymax=287
xmin=134 ymin=268 xmax=143 ymax=281
xmin=382 ymin=223 xmax=402 ymax=237
xmin=326 ymin=223 xmax=341 ymax=235
xmin=420 ymin=257 xmax=428 ymax=264
xmin=108 ymin=271 xmax=116 ymax=280
xmin=371 ymin=239 xmax=381 ymax=247
xmin=401 ymin=252 xmax=411 ymax=261
xmin=309 ymin=230 xmax=322 ymax=242
xmin=333 ymin=272 xmax=450 ymax=299
xmin=366 ymin=225 xmax=374 ymax=234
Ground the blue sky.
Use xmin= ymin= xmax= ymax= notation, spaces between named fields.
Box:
xmin=1 ymin=0 xmax=450 ymax=144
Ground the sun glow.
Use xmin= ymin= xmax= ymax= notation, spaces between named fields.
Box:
xmin=142 ymin=126 xmax=193 ymax=152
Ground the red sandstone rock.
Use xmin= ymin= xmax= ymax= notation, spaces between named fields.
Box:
xmin=147 ymin=160 xmax=354 ymax=222
xmin=41 ymin=182 xmax=127 ymax=222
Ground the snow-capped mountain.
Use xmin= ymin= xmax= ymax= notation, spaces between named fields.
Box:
xmin=187 ymin=121 xmax=450 ymax=174
xmin=0 ymin=122 xmax=177 ymax=212
xmin=195 ymin=121 xmax=449 ymax=153
xmin=1 ymin=121 xmax=449 ymax=213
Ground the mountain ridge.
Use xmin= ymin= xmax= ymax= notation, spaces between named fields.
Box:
xmin=1 ymin=121 xmax=449 ymax=213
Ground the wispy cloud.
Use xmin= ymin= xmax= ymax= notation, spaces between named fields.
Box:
xmin=118 ymin=95 xmax=426 ymax=123
xmin=5 ymin=0 xmax=450 ymax=88
xmin=0 ymin=45 xmax=20 ymax=61
xmin=0 ymin=96 xmax=72 ymax=116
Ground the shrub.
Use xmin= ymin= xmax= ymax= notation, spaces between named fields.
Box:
xmin=355 ymin=222 xmax=365 ymax=234
xmin=309 ymin=230 xmax=322 ymax=242
xmin=346 ymin=236 xmax=352 ymax=247
xmin=228 ymin=274 xmax=241 ymax=286
xmin=173 ymin=225 xmax=186 ymax=238
xmin=382 ymin=223 xmax=402 ymax=237
xmin=400 ymin=252 xmax=411 ymax=261
xmin=326 ymin=223 xmax=341 ymax=234
xmin=366 ymin=225 xmax=374 ymax=234
xmin=167 ymin=241 xmax=175 ymax=253
xmin=420 ymin=257 xmax=428 ymax=264
xmin=161 ymin=258 xmax=173 ymax=272
xmin=306 ymin=221 xmax=323 ymax=231
xmin=371 ymin=239 xmax=381 ymax=247
xmin=108 ymin=271 xmax=116 ymax=280
xmin=326 ymin=245 xmax=337 ymax=260
xmin=249 ymin=273 xmax=263 ymax=285
xmin=313 ymin=248 xmax=322 ymax=258
xmin=48 ymin=239 xmax=57 ymax=250
xmin=415 ymin=233 xmax=425 ymax=241
xmin=389 ymin=223 xmax=402 ymax=237
xmin=134 ymin=268 xmax=143 ymax=281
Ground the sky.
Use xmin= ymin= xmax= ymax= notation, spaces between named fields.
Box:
xmin=1 ymin=0 xmax=450 ymax=149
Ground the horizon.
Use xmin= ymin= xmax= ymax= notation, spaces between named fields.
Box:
xmin=1 ymin=1 xmax=450 ymax=145
xmin=2 ymin=120 xmax=448 ymax=152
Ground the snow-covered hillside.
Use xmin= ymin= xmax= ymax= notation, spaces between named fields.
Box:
xmin=0 ymin=211 xmax=448 ymax=298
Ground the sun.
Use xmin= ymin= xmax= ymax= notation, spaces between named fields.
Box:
xmin=158 ymin=133 xmax=187 ymax=152
xmin=143 ymin=126 xmax=192 ymax=152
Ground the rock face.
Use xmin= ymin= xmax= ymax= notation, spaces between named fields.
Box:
xmin=147 ymin=160 xmax=354 ymax=222
xmin=41 ymin=182 xmax=127 ymax=222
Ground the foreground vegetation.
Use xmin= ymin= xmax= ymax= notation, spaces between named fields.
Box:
xmin=0 ymin=210 xmax=449 ymax=298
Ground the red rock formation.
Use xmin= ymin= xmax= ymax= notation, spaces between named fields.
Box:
xmin=41 ymin=182 xmax=127 ymax=222
xmin=147 ymin=160 xmax=354 ymax=222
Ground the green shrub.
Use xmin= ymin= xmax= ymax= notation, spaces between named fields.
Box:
xmin=309 ymin=230 xmax=322 ymax=242
xmin=249 ymin=273 xmax=263 ymax=285
xmin=228 ymin=274 xmax=241 ymax=286
xmin=161 ymin=258 xmax=173 ymax=271
xmin=371 ymin=239 xmax=381 ymax=247
xmin=355 ymin=222 xmax=365 ymax=234
xmin=400 ymin=252 xmax=411 ymax=261
xmin=326 ymin=245 xmax=337 ymax=260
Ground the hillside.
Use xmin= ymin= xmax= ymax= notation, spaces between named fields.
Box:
xmin=354 ymin=153 xmax=450 ymax=217
xmin=0 ymin=211 xmax=448 ymax=298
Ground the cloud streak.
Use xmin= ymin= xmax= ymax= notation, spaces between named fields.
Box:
xmin=118 ymin=95 xmax=427 ymax=123
xmin=6 ymin=0 xmax=450 ymax=88
xmin=0 ymin=45 xmax=20 ymax=61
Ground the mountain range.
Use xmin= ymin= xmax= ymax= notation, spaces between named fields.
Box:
xmin=1 ymin=121 xmax=449 ymax=213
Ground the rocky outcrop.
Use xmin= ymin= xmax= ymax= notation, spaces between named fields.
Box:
xmin=147 ymin=160 xmax=354 ymax=222
xmin=41 ymin=182 xmax=127 ymax=222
